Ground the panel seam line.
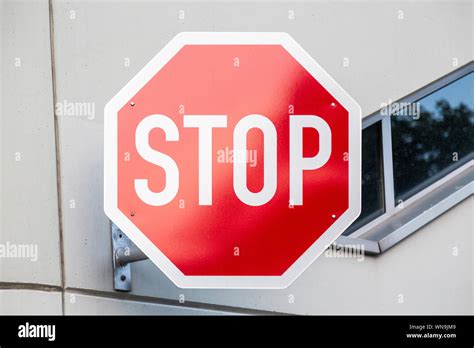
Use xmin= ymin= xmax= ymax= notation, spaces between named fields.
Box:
xmin=48 ymin=0 xmax=66 ymax=316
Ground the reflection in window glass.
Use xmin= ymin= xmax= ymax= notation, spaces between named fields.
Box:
xmin=391 ymin=73 xmax=474 ymax=203
xmin=343 ymin=121 xmax=384 ymax=235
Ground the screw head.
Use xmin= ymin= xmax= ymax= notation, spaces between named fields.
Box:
xmin=330 ymin=102 xmax=336 ymax=108
xmin=331 ymin=214 xmax=336 ymax=219
xmin=130 ymin=101 xmax=135 ymax=106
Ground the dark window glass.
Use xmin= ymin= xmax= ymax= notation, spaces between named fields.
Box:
xmin=391 ymin=73 xmax=474 ymax=202
xmin=343 ymin=121 xmax=385 ymax=235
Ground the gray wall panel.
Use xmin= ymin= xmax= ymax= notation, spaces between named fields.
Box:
xmin=0 ymin=289 xmax=62 ymax=315
xmin=0 ymin=0 xmax=61 ymax=286
xmin=64 ymin=291 xmax=240 ymax=315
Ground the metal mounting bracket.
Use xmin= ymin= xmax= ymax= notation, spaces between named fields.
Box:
xmin=111 ymin=223 xmax=148 ymax=292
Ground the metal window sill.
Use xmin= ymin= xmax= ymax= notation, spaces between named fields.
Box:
xmin=336 ymin=163 xmax=473 ymax=254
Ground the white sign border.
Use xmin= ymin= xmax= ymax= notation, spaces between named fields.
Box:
xmin=104 ymin=32 xmax=361 ymax=289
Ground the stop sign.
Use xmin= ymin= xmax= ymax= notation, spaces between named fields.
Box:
xmin=104 ymin=32 xmax=361 ymax=288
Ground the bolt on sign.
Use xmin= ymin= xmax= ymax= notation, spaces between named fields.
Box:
xmin=104 ymin=33 xmax=361 ymax=288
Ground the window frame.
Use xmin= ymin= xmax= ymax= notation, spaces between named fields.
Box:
xmin=343 ymin=121 xmax=385 ymax=235
xmin=338 ymin=61 xmax=474 ymax=254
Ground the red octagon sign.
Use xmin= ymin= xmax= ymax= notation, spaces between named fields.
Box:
xmin=104 ymin=33 xmax=361 ymax=288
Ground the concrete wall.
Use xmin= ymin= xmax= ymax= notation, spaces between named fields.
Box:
xmin=1 ymin=0 xmax=472 ymax=315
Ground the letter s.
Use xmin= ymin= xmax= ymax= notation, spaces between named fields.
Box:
xmin=134 ymin=114 xmax=179 ymax=206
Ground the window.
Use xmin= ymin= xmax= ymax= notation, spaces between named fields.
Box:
xmin=391 ymin=73 xmax=474 ymax=203
xmin=339 ymin=62 xmax=473 ymax=253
